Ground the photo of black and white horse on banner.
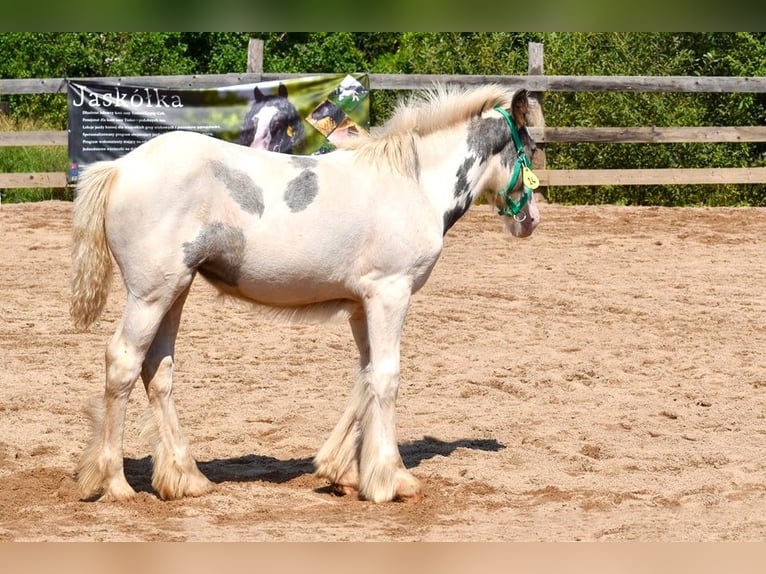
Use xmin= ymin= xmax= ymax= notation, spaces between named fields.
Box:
xmin=239 ymin=75 xmax=370 ymax=155
xmin=238 ymin=83 xmax=306 ymax=153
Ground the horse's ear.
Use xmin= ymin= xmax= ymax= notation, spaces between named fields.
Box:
xmin=278 ymin=83 xmax=288 ymax=98
xmin=253 ymin=86 xmax=266 ymax=101
xmin=511 ymin=90 xmax=530 ymax=127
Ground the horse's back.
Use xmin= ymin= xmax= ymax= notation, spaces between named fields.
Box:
xmin=111 ymin=131 xmax=258 ymax=202
xmin=123 ymin=130 xmax=228 ymax=160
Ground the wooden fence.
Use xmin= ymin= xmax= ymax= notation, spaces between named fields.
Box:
xmin=2 ymin=41 xmax=766 ymax=190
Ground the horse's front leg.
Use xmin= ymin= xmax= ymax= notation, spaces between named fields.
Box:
xmin=356 ymin=281 xmax=421 ymax=503
xmin=314 ymin=309 xmax=368 ymax=495
xmin=140 ymin=287 xmax=214 ymax=501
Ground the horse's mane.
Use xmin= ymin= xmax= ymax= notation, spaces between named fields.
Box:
xmin=336 ymin=84 xmax=516 ymax=179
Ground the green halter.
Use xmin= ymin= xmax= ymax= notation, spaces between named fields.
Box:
xmin=493 ymin=106 xmax=535 ymax=218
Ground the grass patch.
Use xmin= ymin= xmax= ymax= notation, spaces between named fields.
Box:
xmin=0 ymin=114 xmax=70 ymax=203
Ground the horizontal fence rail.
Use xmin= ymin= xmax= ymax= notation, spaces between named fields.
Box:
xmin=0 ymin=130 xmax=66 ymax=146
xmin=7 ymin=167 xmax=766 ymax=191
xmin=4 ymin=74 xmax=766 ymax=94
xmin=6 ymin=126 xmax=766 ymax=149
xmin=531 ymin=126 xmax=766 ymax=144
xmin=1 ymin=172 xmax=67 ymax=188
xmin=2 ymin=43 xmax=766 ymax=191
xmin=539 ymin=167 xmax=766 ymax=186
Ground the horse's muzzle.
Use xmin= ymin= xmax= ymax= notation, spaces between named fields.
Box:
xmin=505 ymin=196 xmax=540 ymax=238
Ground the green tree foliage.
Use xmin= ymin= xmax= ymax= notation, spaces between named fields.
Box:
xmin=537 ymin=33 xmax=766 ymax=205
xmin=260 ymin=33 xmax=366 ymax=73
xmin=256 ymin=33 xmax=403 ymax=123
xmin=0 ymin=33 xmax=198 ymax=126
xmin=1 ymin=32 xmax=764 ymax=205
xmin=383 ymin=32 xmax=538 ymax=75
xmin=359 ymin=33 xmax=540 ymax=121
xmin=177 ymin=33 xmax=251 ymax=74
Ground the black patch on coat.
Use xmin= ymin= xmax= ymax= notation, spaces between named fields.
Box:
xmin=290 ymin=155 xmax=318 ymax=169
xmin=468 ymin=116 xmax=537 ymax=170
xmin=182 ymin=222 xmax=246 ymax=286
xmin=284 ymin=170 xmax=319 ymax=212
xmin=453 ymin=156 xmax=477 ymax=198
xmin=210 ymin=160 xmax=265 ymax=217
xmin=442 ymin=193 xmax=474 ymax=235
xmin=466 ymin=117 xmax=512 ymax=165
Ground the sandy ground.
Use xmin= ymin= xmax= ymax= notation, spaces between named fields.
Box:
xmin=1 ymin=199 xmax=765 ymax=541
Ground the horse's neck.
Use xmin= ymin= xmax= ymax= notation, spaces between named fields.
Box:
xmin=417 ymin=125 xmax=499 ymax=232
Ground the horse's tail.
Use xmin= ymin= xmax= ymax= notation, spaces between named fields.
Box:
xmin=70 ymin=161 xmax=119 ymax=331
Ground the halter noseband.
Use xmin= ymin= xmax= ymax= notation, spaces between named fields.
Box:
xmin=493 ymin=106 xmax=538 ymax=218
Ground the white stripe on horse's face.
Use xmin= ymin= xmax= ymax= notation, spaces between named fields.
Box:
xmin=249 ymin=105 xmax=279 ymax=150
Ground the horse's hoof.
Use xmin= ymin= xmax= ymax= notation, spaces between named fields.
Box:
xmin=393 ymin=469 xmax=422 ymax=502
xmin=156 ymin=472 xmax=215 ymax=501
xmin=184 ymin=475 xmax=216 ymax=498
xmin=394 ymin=490 xmax=423 ymax=503
xmin=92 ymin=482 xmax=137 ymax=503
xmin=329 ymin=483 xmax=358 ymax=497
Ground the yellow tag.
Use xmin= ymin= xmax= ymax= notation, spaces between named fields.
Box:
xmin=522 ymin=166 xmax=540 ymax=190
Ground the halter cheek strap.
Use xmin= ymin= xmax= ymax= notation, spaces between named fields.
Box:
xmin=493 ymin=106 xmax=535 ymax=218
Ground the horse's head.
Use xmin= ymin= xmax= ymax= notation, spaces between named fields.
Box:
xmin=490 ymin=90 xmax=540 ymax=239
xmin=239 ymin=83 xmax=305 ymax=153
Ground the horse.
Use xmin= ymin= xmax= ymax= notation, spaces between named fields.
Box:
xmin=238 ymin=83 xmax=305 ymax=153
xmin=70 ymin=83 xmax=540 ymax=504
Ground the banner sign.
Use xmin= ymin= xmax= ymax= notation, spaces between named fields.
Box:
xmin=66 ymin=73 xmax=370 ymax=183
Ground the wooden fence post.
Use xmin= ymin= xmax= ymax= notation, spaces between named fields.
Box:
xmin=527 ymin=42 xmax=547 ymax=202
xmin=247 ymin=38 xmax=264 ymax=74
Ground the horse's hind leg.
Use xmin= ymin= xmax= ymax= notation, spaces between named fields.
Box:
xmin=140 ymin=285 xmax=214 ymax=500
xmin=314 ymin=310 xmax=368 ymax=495
xmin=77 ymin=295 xmax=168 ymax=502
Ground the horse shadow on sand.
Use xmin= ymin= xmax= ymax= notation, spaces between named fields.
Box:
xmin=122 ymin=436 xmax=505 ymax=496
